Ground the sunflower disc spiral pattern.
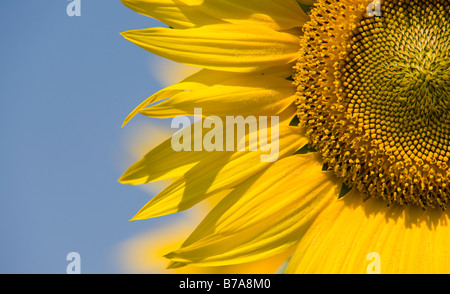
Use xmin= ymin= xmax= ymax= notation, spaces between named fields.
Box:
xmin=296 ymin=0 xmax=450 ymax=208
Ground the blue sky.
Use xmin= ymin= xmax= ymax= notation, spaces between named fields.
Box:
xmin=0 ymin=0 xmax=182 ymax=273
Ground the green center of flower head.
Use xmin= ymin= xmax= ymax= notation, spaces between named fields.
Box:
xmin=295 ymin=0 xmax=450 ymax=208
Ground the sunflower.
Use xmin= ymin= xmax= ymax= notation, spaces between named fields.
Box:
xmin=119 ymin=0 xmax=450 ymax=273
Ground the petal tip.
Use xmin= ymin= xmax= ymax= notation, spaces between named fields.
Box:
xmin=165 ymin=258 xmax=187 ymax=269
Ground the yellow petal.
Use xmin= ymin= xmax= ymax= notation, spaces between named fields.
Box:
xmin=278 ymin=103 xmax=298 ymax=126
xmin=117 ymin=195 xmax=292 ymax=274
xmin=121 ymin=69 xmax=235 ymax=127
xmin=119 ymin=104 xmax=297 ymax=186
xmin=139 ymin=73 xmax=296 ymax=118
xmin=121 ymin=0 xmax=221 ymax=29
xmin=165 ymin=153 xmax=340 ymax=267
xmin=131 ymin=126 xmax=308 ymax=219
xmin=119 ymin=119 xmax=207 ymax=184
xmin=187 ymin=0 xmax=308 ymax=31
xmin=286 ymin=190 xmax=450 ymax=274
xmin=121 ymin=89 xmax=179 ymax=127
xmin=121 ymin=24 xmax=299 ymax=73
xmin=121 ymin=0 xmax=308 ymax=31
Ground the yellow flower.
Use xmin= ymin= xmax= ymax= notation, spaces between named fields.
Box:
xmin=119 ymin=0 xmax=450 ymax=273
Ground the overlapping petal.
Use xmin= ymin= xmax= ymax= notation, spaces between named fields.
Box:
xmin=164 ymin=153 xmax=340 ymax=267
xmin=129 ymin=126 xmax=308 ymax=219
xmin=120 ymin=103 xmax=298 ymax=186
xmin=121 ymin=0 xmax=308 ymax=31
xmin=139 ymin=73 xmax=296 ymax=118
xmin=119 ymin=120 xmax=206 ymax=184
xmin=122 ymin=69 xmax=294 ymax=126
xmin=122 ymin=69 xmax=236 ymax=126
xmin=117 ymin=200 xmax=293 ymax=273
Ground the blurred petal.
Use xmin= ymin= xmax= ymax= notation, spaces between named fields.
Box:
xmin=151 ymin=59 xmax=200 ymax=87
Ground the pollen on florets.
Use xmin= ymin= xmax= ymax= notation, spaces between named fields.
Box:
xmin=295 ymin=0 xmax=450 ymax=208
